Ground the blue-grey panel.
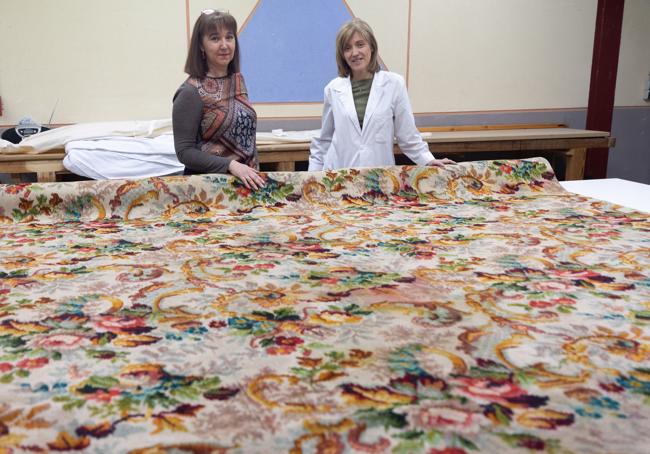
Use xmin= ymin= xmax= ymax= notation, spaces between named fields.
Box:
xmin=608 ymin=107 xmax=650 ymax=184
xmin=238 ymin=0 xmax=353 ymax=103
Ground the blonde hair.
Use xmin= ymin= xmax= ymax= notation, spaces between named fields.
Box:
xmin=335 ymin=18 xmax=380 ymax=77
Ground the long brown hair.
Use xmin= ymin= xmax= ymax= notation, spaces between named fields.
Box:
xmin=184 ymin=10 xmax=240 ymax=78
xmin=335 ymin=18 xmax=379 ymax=77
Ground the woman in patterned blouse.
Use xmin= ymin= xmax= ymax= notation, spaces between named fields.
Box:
xmin=173 ymin=10 xmax=265 ymax=190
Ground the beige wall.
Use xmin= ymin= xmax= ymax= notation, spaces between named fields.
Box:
xmin=0 ymin=0 xmax=647 ymax=126
xmin=409 ymin=0 xmax=597 ymax=112
xmin=0 ymin=0 xmax=187 ymax=124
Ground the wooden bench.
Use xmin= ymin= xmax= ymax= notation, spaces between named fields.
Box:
xmin=258 ymin=123 xmax=614 ymax=180
xmin=0 ymin=123 xmax=614 ymax=182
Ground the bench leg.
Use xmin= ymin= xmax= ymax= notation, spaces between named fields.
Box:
xmin=564 ymin=148 xmax=586 ymax=181
xmin=37 ymin=171 xmax=57 ymax=183
xmin=276 ymin=162 xmax=295 ymax=172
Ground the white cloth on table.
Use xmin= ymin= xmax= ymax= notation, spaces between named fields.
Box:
xmin=63 ymin=133 xmax=184 ymax=180
xmin=256 ymin=129 xmax=320 ymax=144
xmin=0 ymin=119 xmax=173 ymax=155
xmin=0 ymin=117 xmax=319 ymax=155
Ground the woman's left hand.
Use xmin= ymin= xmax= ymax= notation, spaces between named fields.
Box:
xmin=426 ymin=158 xmax=456 ymax=167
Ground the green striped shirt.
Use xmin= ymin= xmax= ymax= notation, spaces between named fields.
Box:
xmin=351 ymin=76 xmax=374 ymax=129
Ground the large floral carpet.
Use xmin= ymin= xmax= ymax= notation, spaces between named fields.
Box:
xmin=0 ymin=158 xmax=649 ymax=453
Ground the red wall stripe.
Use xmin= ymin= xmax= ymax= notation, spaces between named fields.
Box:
xmin=584 ymin=0 xmax=625 ymax=179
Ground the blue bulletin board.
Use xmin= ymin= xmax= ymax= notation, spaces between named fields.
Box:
xmin=238 ymin=0 xmax=354 ymax=103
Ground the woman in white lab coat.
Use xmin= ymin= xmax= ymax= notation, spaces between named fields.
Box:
xmin=309 ymin=18 xmax=454 ymax=171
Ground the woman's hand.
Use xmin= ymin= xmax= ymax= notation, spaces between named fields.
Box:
xmin=228 ymin=160 xmax=266 ymax=190
xmin=426 ymin=158 xmax=456 ymax=167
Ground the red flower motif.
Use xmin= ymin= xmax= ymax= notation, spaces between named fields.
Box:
xmin=5 ymin=183 xmax=31 ymax=195
xmin=17 ymin=357 xmax=49 ymax=369
xmin=599 ymin=382 xmax=625 ymax=393
xmin=86 ymin=388 xmax=121 ymax=403
xmin=232 ymin=263 xmax=273 ymax=271
xmin=31 ymin=333 xmax=87 ymax=349
xmin=18 ymin=197 xmax=34 ymax=211
xmin=530 ymin=297 xmax=575 ymax=309
xmin=233 ymin=265 xmax=254 ymax=271
xmin=531 ymin=281 xmax=572 ymax=292
xmin=499 ymin=164 xmax=513 ymax=174
xmin=48 ymin=193 xmax=63 ymax=206
xmin=275 ymin=336 xmax=304 ymax=346
xmin=236 ymin=187 xmax=251 ymax=197
xmin=588 ymin=231 xmax=615 ymax=238
xmin=320 ymin=278 xmax=339 ymax=284
xmin=552 ymin=297 xmax=575 ymax=305
xmin=453 ymin=377 xmax=526 ymax=404
xmin=405 ymin=402 xmax=486 ymax=433
xmin=95 ymin=316 xmax=147 ymax=334
xmin=0 ymin=362 xmax=13 ymax=373
xmin=550 ymin=269 xmax=600 ymax=279
xmin=429 ymin=449 xmax=468 ymax=454
xmin=266 ymin=345 xmax=296 ymax=355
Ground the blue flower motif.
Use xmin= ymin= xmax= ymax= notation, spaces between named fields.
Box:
xmin=589 ymin=396 xmax=620 ymax=410
xmin=616 ymin=375 xmax=650 ymax=396
xmin=576 ymin=407 xmax=602 ymax=419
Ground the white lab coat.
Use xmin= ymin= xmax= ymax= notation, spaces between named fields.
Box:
xmin=309 ymin=71 xmax=434 ymax=170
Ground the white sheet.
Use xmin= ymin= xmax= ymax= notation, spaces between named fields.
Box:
xmin=256 ymin=129 xmax=319 ymax=144
xmin=560 ymin=178 xmax=650 ymax=213
xmin=63 ymin=134 xmax=184 ymax=180
xmin=0 ymin=119 xmax=172 ymax=154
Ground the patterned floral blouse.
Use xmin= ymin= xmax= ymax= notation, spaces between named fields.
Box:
xmin=173 ymin=73 xmax=258 ymax=173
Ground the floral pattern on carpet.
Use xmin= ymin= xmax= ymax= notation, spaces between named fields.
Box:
xmin=0 ymin=158 xmax=649 ymax=453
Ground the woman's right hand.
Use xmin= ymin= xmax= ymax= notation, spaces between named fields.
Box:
xmin=228 ymin=160 xmax=266 ymax=190
xmin=426 ymin=158 xmax=456 ymax=167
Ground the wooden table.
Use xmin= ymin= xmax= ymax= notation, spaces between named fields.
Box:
xmin=259 ymin=128 xmax=614 ymax=180
xmin=0 ymin=127 xmax=613 ymax=182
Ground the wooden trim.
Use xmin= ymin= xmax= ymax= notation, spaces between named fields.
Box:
xmin=252 ymin=101 xmax=322 ymax=106
xmin=185 ymin=0 xmax=191 ymax=47
xmin=413 ymin=107 xmax=588 ymax=116
xmin=341 ymin=0 xmax=355 ymax=17
xmin=406 ymin=0 xmax=412 ymax=87
xmin=418 ymin=123 xmax=566 ymax=132
xmin=427 ymin=137 xmax=612 ymax=153
xmin=258 ymin=150 xmax=309 ymax=163
xmin=0 ymin=152 xmax=66 ymax=162
xmin=239 ymin=0 xmax=263 ymax=34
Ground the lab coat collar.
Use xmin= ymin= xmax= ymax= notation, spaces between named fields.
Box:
xmin=332 ymin=77 xmax=361 ymax=135
xmin=332 ymin=71 xmax=389 ymax=136
xmin=363 ymin=71 xmax=389 ymax=131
